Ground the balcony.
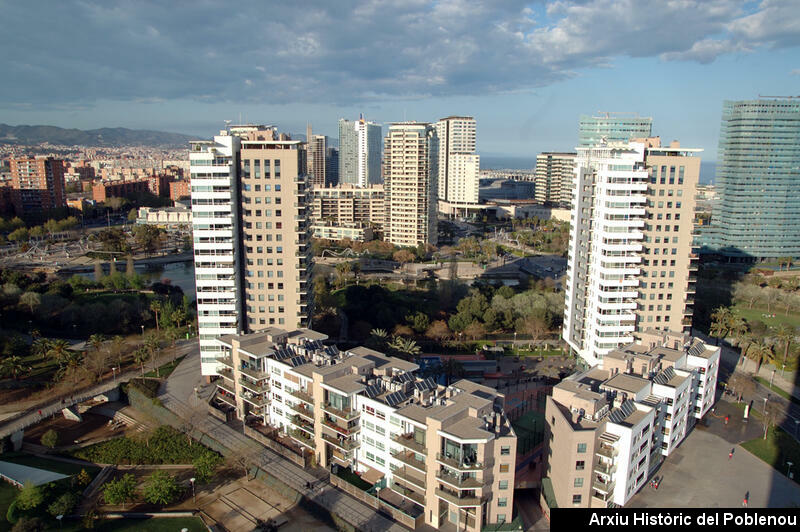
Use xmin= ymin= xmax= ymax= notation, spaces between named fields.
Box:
xmin=240 ymin=366 xmax=268 ymax=380
xmin=291 ymin=415 xmax=315 ymax=434
xmin=290 ymin=429 xmax=315 ymax=449
xmin=594 ymin=462 xmax=617 ymax=476
xmin=217 ymin=357 xmax=234 ymax=369
xmin=391 ymin=449 xmax=426 ymax=473
xmin=436 ymin=470 xmax=482 ymax=489
xmin=596 ymin=446 xmax=618 ymax=459
xmin=592 ymin=479 xmax=615 ymax=493
xmin=218 ymin=368 xmax=233 ymax=381
xmin=323 ymin=403 xmax=359 ymax=421
xmin=436 ymin=453 xmax=482 ymax=471
xmin=321 ymin=433 xmax=359 ymax=451
xmin=241 ymin=394 xmax=268 ymax=407
xmin=322 ymin=418 xmax=359 ymax=436
xmin=435 ymin=487 xmax=482 ymax=507
xmin=393 ymin=467 xmax=427 ymax=491
xmin=288 ymin=403 xmax=315 ymax=422
xmin=214 ymin=392 xmax=236 ymax=408
xmin=391 ymin=483 xmax=425 ymax=507
xmin=239 ymin=378 xmax=269 ymax=394
xmin=329 ymin=449 xmax=351 ymax=467
xmin=392 ymin=433 xmax=427 ymax=455
xmin=592 ymin=490 xmax=612 ymax=503
xmin=217 ymin=381 xmax=235 ymax=395
xmin=289 ymin=388 xmax=314 ymax=405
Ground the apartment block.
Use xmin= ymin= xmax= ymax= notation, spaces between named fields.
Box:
xmin=308 ymin=134 xmax=327 ymax=188
xmin=189 ymin=125 xmax=312 ymax=376
xmin=384 ymin=122 xmax=437 ymax=247
xmin=578 ymin=113 xmax=652 ymax=147
xmin=543 ymin=330 xmax=719 ymax=509
xmin=310 ymin=183 xmax=385 ymax=232
xmin=9 ymin=156 xmax=66 ymax=217
xmin=339 ymin=117 xmax=382 ymax=187
xmin=91 ymin=179 xmax=150 ymax=202
xmin=213 ymin=328 xmax=517 ymax=531
xmin=534 ymin=152 xmax=575 ymax=207
xmin=435 ymin=116 xmax=480 ymax=216
xmin=563 ymin=137 xmax=700 ymax=366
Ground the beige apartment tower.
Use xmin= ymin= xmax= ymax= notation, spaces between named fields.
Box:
xmin=384 ymin=122 xmax=438 ymax=247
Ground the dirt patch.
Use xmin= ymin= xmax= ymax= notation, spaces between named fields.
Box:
xmin=23 ymin=412 xmax=125 ymax=447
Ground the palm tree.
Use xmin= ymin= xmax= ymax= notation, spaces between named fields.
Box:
xmin=46 ymin=339 xmax=74 ymax=366
xmin=88 ymin=333 xmax=106 ymax=354
xmin=728 ymin=316 xmax=748 ymax=340
xmin=775 ymin=324 xmax=795 ymax=374
xmin=133 ymin=347 xmax=148 ymax=377
xmin=31 ymin=338 xmax=51 ymax=360
xmin=746 ymin=341 xmax=773 ymax=374
xmin=1 ymin=356 xmax=26 ymax=380
xmin=143 ymin=333 xmax=161 ymax=377
xmin=389 ymin=336 xmax=422 ymax=360
xmin=367 ymin=328 xmax=389 ymax=350
xmin=735 ymin=333 xmax=756 ymax=367
xmin=150 ymin=300 xmax=162 ymax=332
xmin=110 ymin=335 xmax=125 ymax=368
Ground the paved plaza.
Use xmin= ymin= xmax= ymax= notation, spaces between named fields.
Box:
xmin=629 ymin=400 xmax=800 ymax=509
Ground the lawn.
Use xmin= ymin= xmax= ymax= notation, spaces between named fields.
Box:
xmin=741 ymin=426 xmax=800 ymax=483
xmin=144 ymin=355 xmax=185 ymax=378
xmin=732 ymin=305 xmax=800 ymax=330
xmin=334 ymin=467 xmax=372 ymax=490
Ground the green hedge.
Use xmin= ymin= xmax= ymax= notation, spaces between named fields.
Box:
xmin=125 ymin=378 xmax=161 ymax=399
xmin=71 ymin=426 xmax=220 ymax=465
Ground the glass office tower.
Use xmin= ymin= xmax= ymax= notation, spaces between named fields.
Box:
xmin=578 ymin=113 xmax=652 ymax=146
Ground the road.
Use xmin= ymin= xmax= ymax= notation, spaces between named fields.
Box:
xmin=162 ymin=351 xmax=412 ymax=532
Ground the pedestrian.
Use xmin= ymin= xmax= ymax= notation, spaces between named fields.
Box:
xmin=742 ymin=496 xmax=748 ymax=507
xmin=729 ymin=450 xmax=734 ymax=460
xmin=725 ymin=416 xmax=729 ymax=425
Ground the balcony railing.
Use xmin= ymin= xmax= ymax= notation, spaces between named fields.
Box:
xmin=393 ymin=467 xmax=426 ymax=491
xmin=594 ymin=462 xmax=617 ymax=476
xmin=291 ymin=415 xmax=315 ymax=434
xmin=290 ymin=429 xmax=315 ymax=449
xmin=323 ymin=403 xmax=359 ymax=421
xmin=321 ymin=433 xmax=359 ymax=451
xmin=218 ymin=368 xmax=233 ymax=381
xmin=239 ymin=378 xmax=269 ymax=393
xmin=217 ymin=357 xmax=234 ymax=368
xmin=436 ymin=470 xmax=482 ymax=489
xmin=391 ymin=483 xmax=425 ymax=506
xmin=322 ymin=418 xmax=359 ymax=436
xmin=435 ymin=487 xmax=482 ymax=507
xmin=288 ymin=403 xmax=315 ymax=421
xmin=392 ymin=433 xmax=427 ymax=455
xmin=217 ymin=381 xmax=235 ymax=396
xmin=596 ymin=446 xmax=618 ymax=459
xmin=289 ymin=388 xmax=314 ymax=405
xmin=214 ymin=392 xmax=236 ymax=408
xmin=436 ymin=453 xmax=482 ymax=471
xmin=240 ymin=366 xmax=269 ymax=380
xmin=592 ymin=479 xmax=615 ymax=493
xmin=241 ymin=394 xmax=268 ymax=407
xmin=391 ymin=449 xmax=426 ymax=473
xmin=592 ymin=490 xmax=612 ymax=503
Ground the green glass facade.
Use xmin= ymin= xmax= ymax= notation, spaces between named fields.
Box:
xmin=578 ymin=114 xmax=652 ymax=146
xmin=701 ymin=99 xmax=800 ymax=259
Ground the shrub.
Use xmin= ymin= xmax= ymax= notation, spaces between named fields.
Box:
xmin=193 ymin=453 xmax=222 ymax=484
xmin=142 ymin=470 xmax=179 ymax=506
xmin=73 ymin=425 xmax=220 ymax=465
xmin=47 ymin=492 xmax=78 ymax=517
xmin=126 ymin=377 xmax=161 ymax=398
xmin=6 ymin=500 xmax=19 ymax=524
xmin=103 ymin=473 xmax=137 ymax=507
xmin=76 ymin=468 xmax=92 ymax=487
xmin=15 ymin=481 xmax=43 ymax=510
xmin=41 ymin=429 xmax=58 ymax=449
xmin=11 ymin=517 xmax=44 ymax=532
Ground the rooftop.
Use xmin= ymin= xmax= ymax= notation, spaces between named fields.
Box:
xmin=601 ymin=373 xmax=651 ymax=396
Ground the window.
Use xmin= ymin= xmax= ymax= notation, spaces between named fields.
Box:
xmin=497 ymin=514 xmax=506 ymax=524
xmin=572 ymin=494 xmax=582 ymax=504
xmin=498 ymin=480 xmax=508 ymax=490
xmin=501 ymin=446 xmax=510 ymax=455
xmin=577 ymin=443 xmax=587 ymax=453
xmin=574 ymin=478 xmax=584 ymax=488
xmin=498 ymin=497 xmax=507 ymax=507
xmin=499 ymin=464 xmax=509 ymax=473
xmin=575 ymin=460 xmax=585 ymax=471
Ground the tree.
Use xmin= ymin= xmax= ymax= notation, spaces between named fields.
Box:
xmin=746 ymin=341 xmax=773 ymax=374
xmin=15 ymin=481 xmax=44 ymax=510
xmin=775 ymin=324 xmax=795 ymax=372
xmin=110 ymin=335 xmax=125 ymax=368
xmin=463 ymin=320 xmax=487 ymax=341
xmin=144 ymin=332 xmax=162 ymax=376
xmin=226 ymin=447 xmax=257 ymax=481
xmin=393 ymin=249 xmax=415 ymax=268
xmin=31 ymin=338 xmax=51 ymax=360
xmin=405 ymin=312 xmax=430 ymax=334
xmin=142 ymin=470 xmax=179 ymax=506
xmin=103 ymin=473 xmax=137 ymax=507
xmin=150 ymin=300 xmax=162 ymax=332
xmin=11 ymin=517 xmax=44 ymax=532
xmin=94 ymin=262 xmax=104 ymax=283
xmin=19 ymin=291 xmax=41 ymax=314
xmin=367 ymin=328 xmax=389 ymax=350
xmin=193 ymin=453 xmax=222 ymax=484
xmin=77 ymin=469 xmax=92 ymax=487
xmin=8 ymin=227 xmax=29 ymax=242
xmin=727 ymin=373 xmax=755 ymax=403
xmin=425 ymin=320 xmax=451 ymax=343
xmin=133 ymin=225 xmax=164 ymax=256
xmin=46 ymin=339 xmax=74 ymax=366
xmin=0 ymin=356 xmax=26 ymax=380
xmin=517 ymin=314 xmax=549 ymax=347
xmin=389 ymin=336 xmax=422 ymax=359
xmin=133 ymin=347 xmax=148 ymax=377
xmin=47 ymin=492 xmax=78 ymax=517
xmin=763 ymin=400 xmax=782 ymax=440
xmin=127 ymin=209 xmax=139 ymax=223
xmin=40 ymin=429 xmax=58 ymax=449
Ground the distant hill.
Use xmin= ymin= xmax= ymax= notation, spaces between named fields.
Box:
xmin=0 ymin=124 xmax=198 ymax=147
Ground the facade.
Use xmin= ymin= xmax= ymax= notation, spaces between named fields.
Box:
xmin=578 ymin=113 xmax=652 ymax=147
xmin=435 ymin=117 xmax=479 ymax=215
xmin=9 ymin=156 xmax=66 ymax=217
xmin=213 ymin=328 xmax=517 ymax=531
xmin=189 ymin=125 xmax=312 ymax=376
xmin=563 ymin=137 xmax=700 ymax=366
xmin=543 ymin=330 xmax=719 ymax=508
xmin=91 ymin=179 xmax=149 ymax=202
xmin=339 ymin=117 xmax=382 ymax=187
xmin=479 ymin=179 xmax=535 ymax=202
xmin=700 ymin=98 xmax=800 ymax=260
xmin=308 ymin=134 xmax=327 ymax=188
xmin=325 ymin=147 xmax=339 ymax=187
xmin=169 ymin=179 xmax=191 ymax=201
xmin=136 ymin=206 xmax=192 ymax=228
xmin=534 ymin=152 xmax=575 ymax=207
xmin=384 ymin=122 xmax=438 ymax=247
xmin=311 ymin=222 xmax=374 ymax=241
xmin=310 ymin=183 xmax=385 ymax=231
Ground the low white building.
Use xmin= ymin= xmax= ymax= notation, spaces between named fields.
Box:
xmin=136 ymin=206 xmax=192 ymax=229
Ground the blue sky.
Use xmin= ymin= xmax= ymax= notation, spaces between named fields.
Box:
xmin=1 ymin=1 xmax=798 ymax=161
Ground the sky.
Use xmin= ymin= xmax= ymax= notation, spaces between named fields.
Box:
xmin=1 ymin=0 xmax=798 ymax=162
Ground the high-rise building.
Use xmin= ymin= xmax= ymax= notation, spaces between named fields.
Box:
xmin=578 ymin=113 xmax=652 ymax=147
xmin=325 ymin=147 xmax=339 ymax=187
xmin=435 ymin=116 xmax=480 ymax=216
xmin=542 ymin=330 xmax=719 ymax=509
xmin=563 ymin=135 xmax=700 ymax=366
xmin=310 ymin=183 xmax=385 ymax=229
xmin=339 ymin=116 xmax=382 ymax=187
xmin=700 ymin=98 xmax=800 ymax=260
xmin=189 ymin=125 xmax=312 ymax=376
xmin=213 ymin=327 xmax=517 ymax=531
xmin=534 ymin=152 xmax=575 ymax=207
xmin=308 ymin=134 xmax=327 ymax=188
xmin=9 ymin=156 xmax=66 ymax=218
xmin=384 ymin=122 xmax=438 ymax=247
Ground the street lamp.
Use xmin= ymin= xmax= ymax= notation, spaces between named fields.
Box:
xmin=189 ymin=477 xmax=196 ymax=504
xmin=787 ymin=461 xmax=794 ymax=479
xmin=56 ymin=515 xmax=63 ymax=529
xmin=140 ymin=325 xmax=145 ymax=336
xmin=111 ymin=367 xmax=117 ymax=384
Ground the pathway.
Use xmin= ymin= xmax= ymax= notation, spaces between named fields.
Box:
xmin=161 ymin=351 xmax=411 ymax=532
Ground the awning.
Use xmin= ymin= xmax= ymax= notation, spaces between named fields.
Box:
xmin=360 ymin=466 xmax=385 ymax=486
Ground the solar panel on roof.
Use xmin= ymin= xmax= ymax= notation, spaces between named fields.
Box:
xmin=608 ymin=399 xmax=636 ymax=424
xmin=414 ymin=378 xmax=436 ymax=392
xmin=395 ymin=372 xmax=413 ymax=383
xmin=385 ymin=391 xmax=406 ymax=407
xmin=287 ymin=356 xmax=307 ymax=367
xmin=363 ymin=384 xmax=382 ymax=398
xmin=653 ymin=366 xmax=675 ymax=385
xmin=688 ymin=342 xmax=705 ymax=358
